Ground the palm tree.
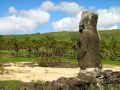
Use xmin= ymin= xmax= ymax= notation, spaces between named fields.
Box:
xmin=11 ymin=37 xmax=19 ymax=57
xmin=109 ymin=37 xmax=118 ymax=60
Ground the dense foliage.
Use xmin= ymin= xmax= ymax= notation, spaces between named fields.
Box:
xmin=0 ymin=30 xmax=119 ymax=62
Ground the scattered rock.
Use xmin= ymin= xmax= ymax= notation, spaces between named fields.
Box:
xmin=20 ymin=68 xmax=120 ymax=90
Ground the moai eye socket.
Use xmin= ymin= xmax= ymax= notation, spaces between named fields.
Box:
xmin=79 ymin=24 xmax=84 ymax=33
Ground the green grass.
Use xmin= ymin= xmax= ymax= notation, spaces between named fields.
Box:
xmin=0 ymin=80 xmax=23 ymax=90
xmin=102 ymin=60 xmax=120 ymax=66
xmin=61 ymin=56 xmax=120 ymax=66
xmin=0 ymin=30 xmax=120 ymax=64
xmin=99 ymin=30 xmax=120 ymax=42
xmin=0 ymin=80 xmax=44 ymax=90
xmin=2 ymin=30 xmax=120 ymax=41
xmin=60 ymin=57 xmax=78 ymax=64
xmin=61 ymin=57 xmax=120 ymax=66
xmin=0 ymin=56 xmax=120 ymax=66
xmin=62 ymin=57 xmax=120 ymax=66
xmin=0 ymin=57 xmax=35 ymax=63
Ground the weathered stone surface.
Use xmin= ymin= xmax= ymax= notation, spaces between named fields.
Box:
xmin=20 ymin=69 xmax=120 ymax=90
xmin=20 ymin=83 xmax=44 ymax=90
xmin=102 ymin=70 xmax=120 ymax=85
xmin=77 ymin=11 xmax=102 ymax=70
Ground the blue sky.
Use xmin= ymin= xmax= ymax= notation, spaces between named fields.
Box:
xmin=0 ymin=0 xmax=120 ymax=34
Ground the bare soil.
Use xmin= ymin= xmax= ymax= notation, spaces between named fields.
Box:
xmin=0 ymin=62 xmax=120 ymax=82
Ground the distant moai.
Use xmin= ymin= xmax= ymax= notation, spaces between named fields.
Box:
xmin=77 ymin=11 xmax=102 ymax=70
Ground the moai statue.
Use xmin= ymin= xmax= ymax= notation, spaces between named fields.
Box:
xmin=77 ymin=11 xmax=102 ymax=70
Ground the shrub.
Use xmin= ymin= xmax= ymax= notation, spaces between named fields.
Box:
xmin=35 ymin=57 xmax=48 ymax=67
xmin=0 ymin=65 xmax=5 ymax=75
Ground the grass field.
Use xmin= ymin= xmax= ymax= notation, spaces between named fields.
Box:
xmin=0 ymin=80 xmax=44 ymax=90
xmin=2 ymin=30 xmax=120 ymax=42
xmin=0 ymin=57 xmax=35 ymax=63
xmin=0 ymin=30 xmax=119 ymax=65
xmin=0 ymin=80 xmax=23 ymax=90
xmin=102 ymin=60 xmax=120 ymax=66
xmin=0 ymin=57 xmax=120 ymax=66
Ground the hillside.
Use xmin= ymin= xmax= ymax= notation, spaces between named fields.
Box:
xmin=2 ymin=29 xmax=120 ymax=42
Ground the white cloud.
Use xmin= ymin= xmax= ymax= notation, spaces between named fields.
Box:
xmin=0 ymin=7 xmax=50 ymax=34
xmin=0 ymin=1 xmax=85 ymax=34
xmin=8 ymin=6 xmax=17 ymax=14
xmin=40 ymin=1 xmax=85 ymax=14
xmin=52 ymin=6 xmax=120 ymax=31
xmin=0 ymin=15 xmax=34 ymax=32
xmin=1 ymin=1 xmax=120 ymax=34
xmin=58 ymin=2 xmax=85 ymax=14
xmin=40 ymin=1 xmax=57 ymax=12
xmin=52 ymin=17 xmax=76 ymax=31
xmin=19 ymin=9 xmax=50 ymax=25
xmin=97 ymin=7 xmax=120 ymax=30
xmin=52 ymin=13 xmax=81 ymax=31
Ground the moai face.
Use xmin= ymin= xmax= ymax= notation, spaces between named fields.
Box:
xmin=79 ymin=18 xmax=85 ymax=33
xmin=79 ymin=11 xmax=98 ymax=33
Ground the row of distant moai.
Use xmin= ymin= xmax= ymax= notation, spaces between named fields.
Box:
xmin=77 ymin=11 xmax=102 ymax=70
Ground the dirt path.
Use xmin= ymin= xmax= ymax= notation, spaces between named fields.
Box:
xmin=0 ymin=62 xmax=120 ymax=82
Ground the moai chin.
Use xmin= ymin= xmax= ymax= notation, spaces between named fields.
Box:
xmin=77 ymin=11 xmax=102 ymax=70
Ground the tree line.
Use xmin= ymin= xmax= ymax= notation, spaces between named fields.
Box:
xmin=0 ymin=34 xmax=119 ymax=61
xmin=0 ymin=35 xmax=76 ymax=59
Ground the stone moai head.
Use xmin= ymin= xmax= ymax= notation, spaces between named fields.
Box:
xmin=79 ymin=11 xmax=98 ymax=33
